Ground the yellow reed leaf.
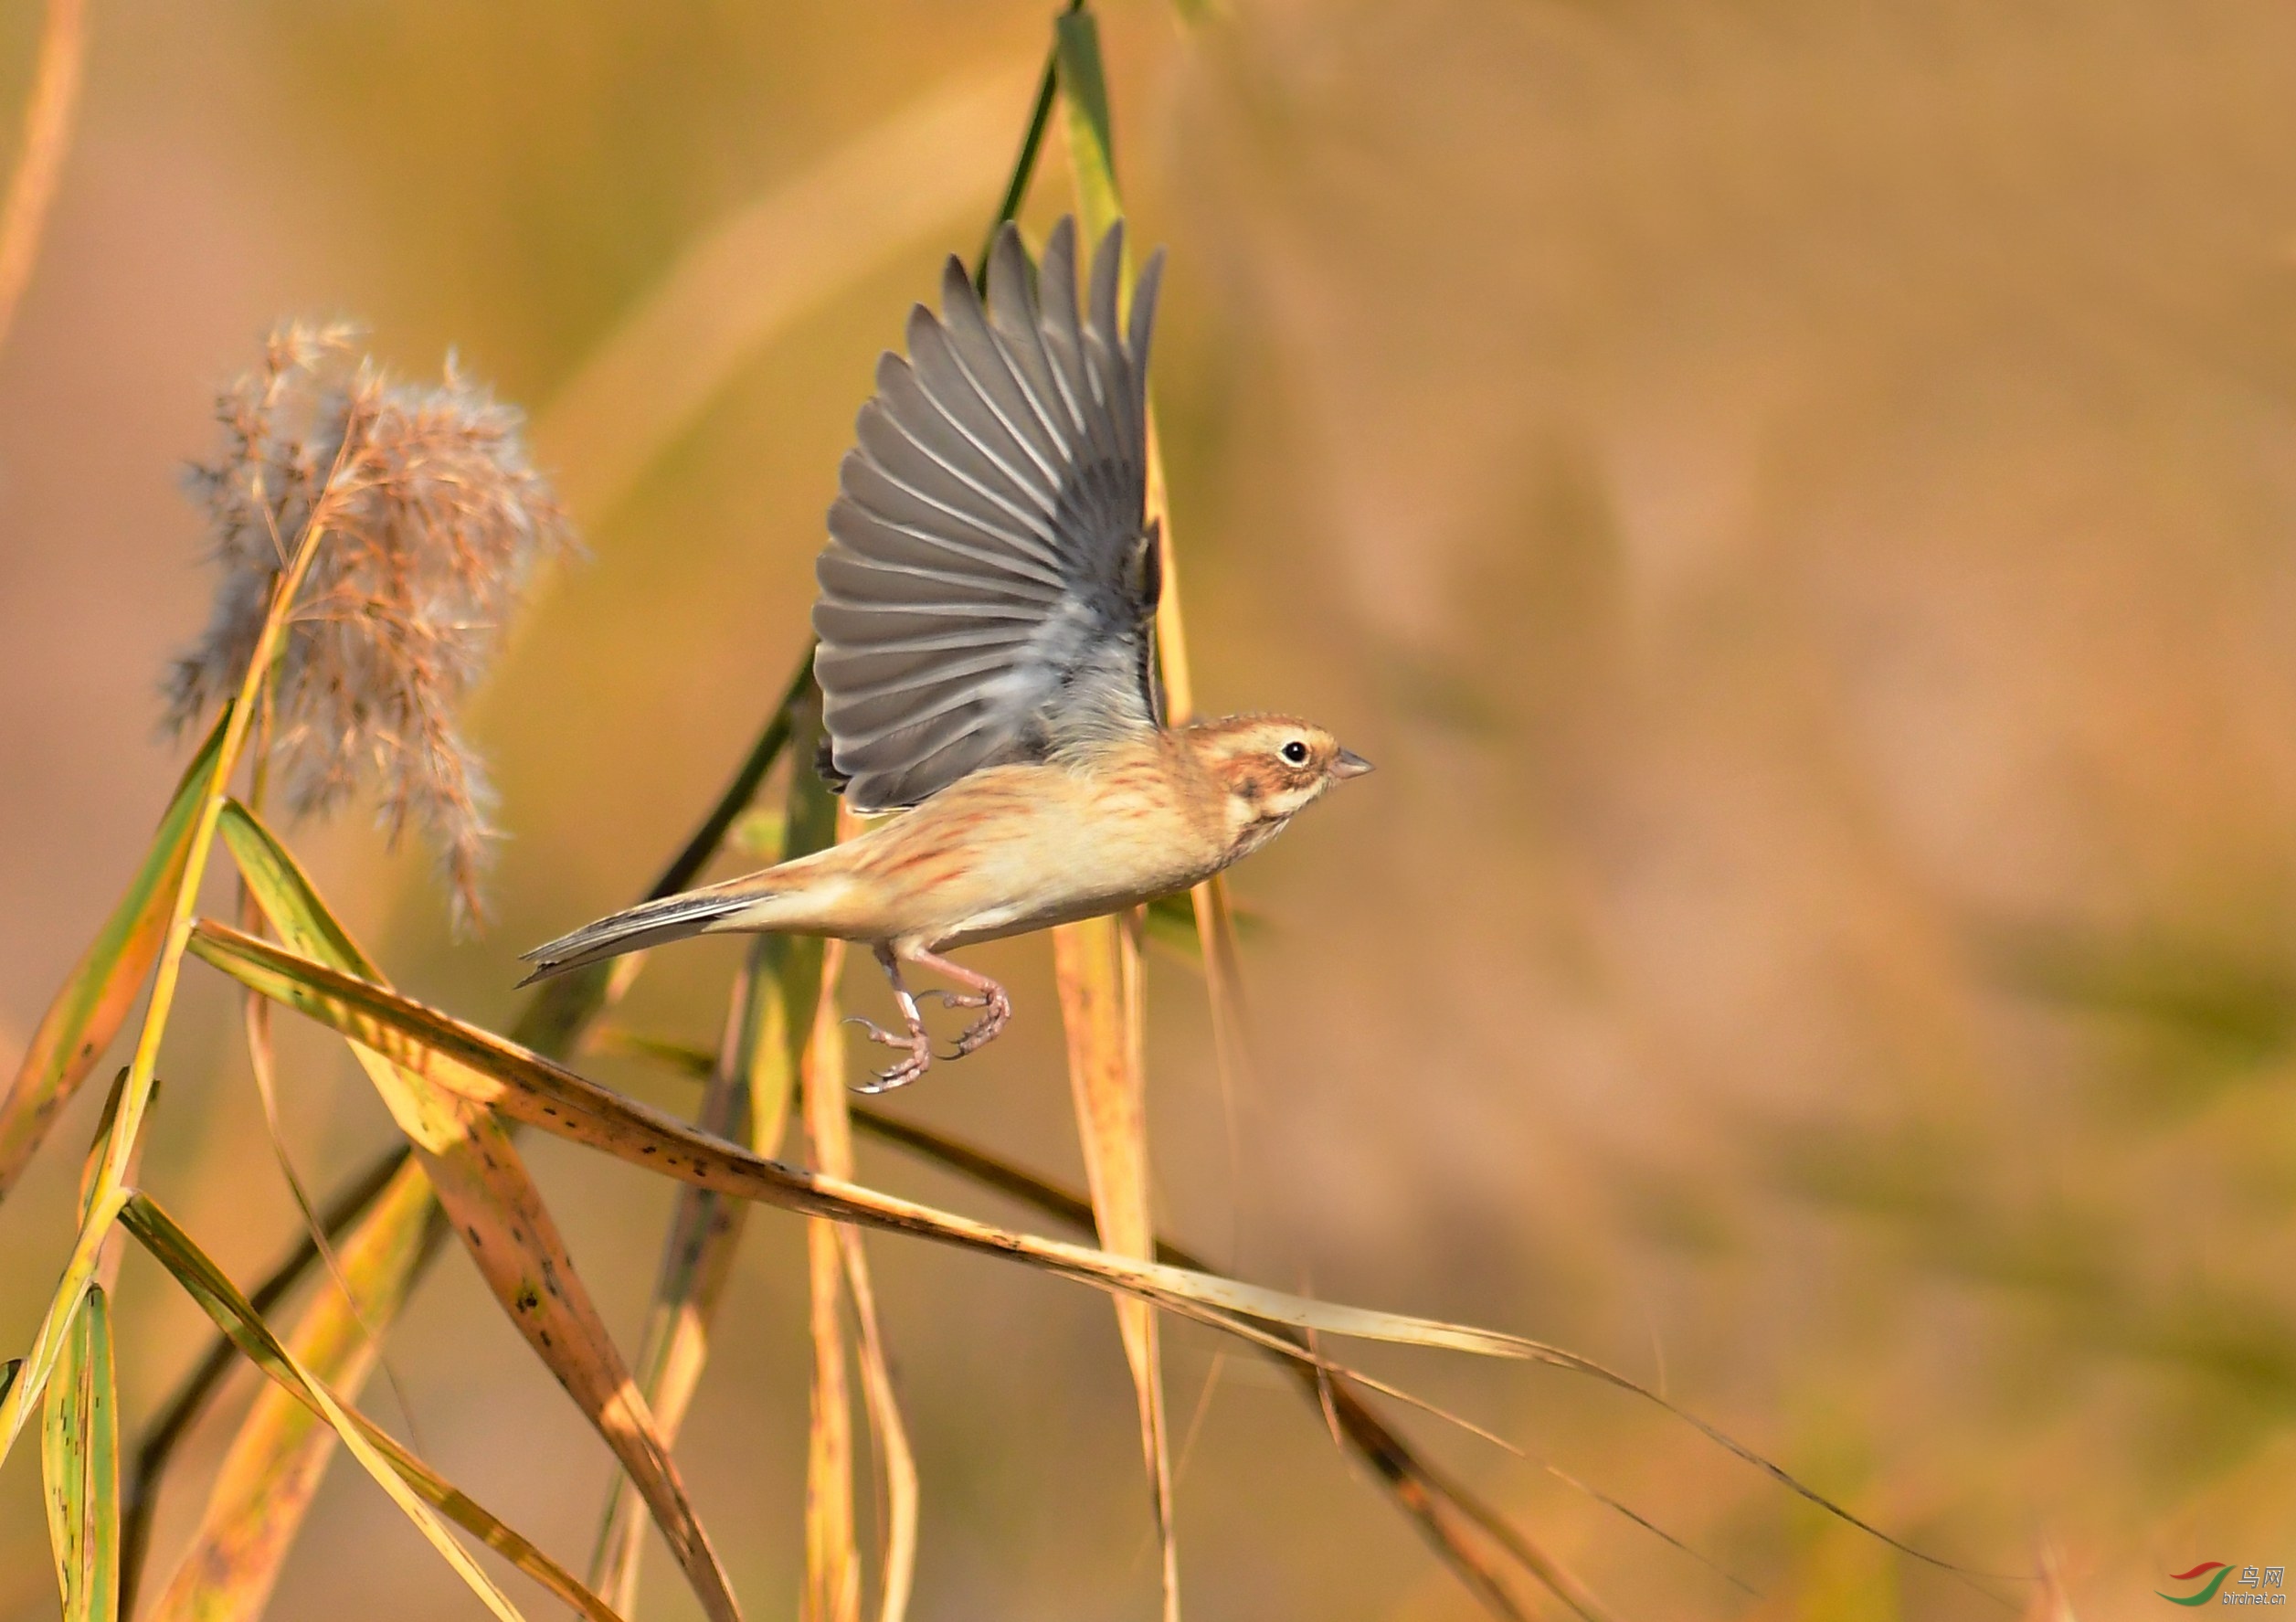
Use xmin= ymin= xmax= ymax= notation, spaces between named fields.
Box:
xmin=190 ymin=910 xmax=1959 ymax=1606
xmin=147 ymin=1157 xmax=433 ymax=1622
xmin=0 ymin=708 xmax=227 ymax=1201
xmin=122 ymin=1193 xmax=620 ymax=1622
xmin=799 ymin=798 xmax=918 ymax=1622
xmin=215 ymin=802 xmax=741 ymax=1622
xmin=1052 ymin=914 xmax=1176 ymax=1614
xmin=802 ymin=944 xmax=860 ymax=1622
xmin=590 ymin=708 xmax=841 ymax=1613
xmin=189 ymin=919 xmax=1581 ymax=1357
xmin=1054 ymin=16 xmax=1179 ymax=1614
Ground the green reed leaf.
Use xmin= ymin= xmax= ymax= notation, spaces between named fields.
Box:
xmin=0 ymin=707 xmax=227 ymax=1200
xmin=41 ymin=1282 xmax=118 ymax=1622
xmin=119 ymin=1192 xmax=560 ymax=1622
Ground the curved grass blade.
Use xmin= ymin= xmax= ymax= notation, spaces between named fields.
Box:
xmin=799 ymin=906 xmax=916 ymax=1622
xmin=185 ymin=920 xmax=1590 ymax=1353
xmin=1052 ymin=913 xmax=1175 ymax=1616
xmin=590 ymin=738 xmax=838 ymax=1612
xmin=841 ymin=1108 xmax=1556 ymax=1620
xmin=1060 ymin=6 xmax=1261 ymax=1256
xmin=118 ymin=1192 xmax=602 ymax=1622
xmin=838 ymin=1216 xmax=917 ymax=1622
xmin=148 ymin=1154 xmax=437 ymax=1622
xmin=0 ymin=708 xmax=227 ymax=1201
xmin=314 ymin=1030 xmax=1580 ymax=1620
xmin=130 ymin=658 xmax=820 ymax=1622
xmin=216 ymin=802 xmax=742 ymax=1622
xmin=1051 ymin=27 xmax=1524 ymax=1606
xmin=588 ymin=955 xmax=767 ymax=1614
xmin=41 ymin=1282 xmax=117 ymax=1622
xmin=1053 ymin=25 xmax=1182 ymax=1613
xmin=1054 ymin=12 xmax=1122 ymax=244
xmin=803 ymin=973 xmax=860 ymax=1622
xmin=186 ymin=917 xmax=2005 ymax=1583
xmin=120 ymin=1137 xmax=417 ymax=1613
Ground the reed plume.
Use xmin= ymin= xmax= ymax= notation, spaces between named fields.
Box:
xmin=164 ymin=320 xmax=574 ymax=929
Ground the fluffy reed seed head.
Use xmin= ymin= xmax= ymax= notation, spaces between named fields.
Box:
xmin=164 ymin=320 xmax=575 ymax=932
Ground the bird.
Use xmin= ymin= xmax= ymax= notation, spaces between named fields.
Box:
xmin=521 ymin=216 xmax=1371 ymax=1090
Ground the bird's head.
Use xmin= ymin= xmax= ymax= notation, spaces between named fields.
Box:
xmin=1185 ymin=715 xmax=1373 ymax=858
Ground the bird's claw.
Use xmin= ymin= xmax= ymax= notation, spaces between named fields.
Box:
xmin=915 ymin=988 xmax=986 ymax=1011
xmin=843 ymin=976 xmax=1009 ymax=1087
xmin=841 ymin=1014 xmax=932 ymax=1091
xmin=906 ymin=983 xmax=1008 ymax=1057
xmin=841 ymin=1013 xmax=910 ymax=1048
xmin=851 ymin=1055 xmax=928 ymax=1094
xmin=948 ymin=985 xmax=1013 ymax=1057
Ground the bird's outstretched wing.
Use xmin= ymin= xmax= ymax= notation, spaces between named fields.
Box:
xmin=811 ymin=216 xmax=1166 ymax=811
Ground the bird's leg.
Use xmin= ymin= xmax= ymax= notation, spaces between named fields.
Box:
xmin=844 ymin=942 xmax=934 ymax=1093
xmin=905 ymin=948 xmax=1012 ymax=1058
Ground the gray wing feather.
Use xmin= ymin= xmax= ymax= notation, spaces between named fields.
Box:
xmin=936 ymin=260 xmax=1066 ymax=481
xmin=812 ymin=215 xmax=1168 ymax=811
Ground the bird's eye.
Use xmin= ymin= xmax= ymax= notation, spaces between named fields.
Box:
xmin=1280 ymin=740 xmax=1310 ymax=766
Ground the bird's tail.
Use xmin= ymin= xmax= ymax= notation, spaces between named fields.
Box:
xmin=516 ymin=885 xmax=767 ymax=986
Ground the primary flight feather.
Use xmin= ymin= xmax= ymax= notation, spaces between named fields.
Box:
xmin=523 ymin=217 xmax=1370 ymax=1089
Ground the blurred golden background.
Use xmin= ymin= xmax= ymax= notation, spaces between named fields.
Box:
xmin=5 ymin=1 xmax=2296 ymax=1617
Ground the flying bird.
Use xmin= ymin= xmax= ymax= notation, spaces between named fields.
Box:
xmin=522 ymin=217 xmax=1370 ymax=1089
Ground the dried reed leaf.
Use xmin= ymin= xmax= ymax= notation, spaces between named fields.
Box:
xmin=118 ymin=1193 xmax=598 ymax=1622
xmin=838 ymin=1222 xmax=917 ymax=1622
xmin=1054 ymin=20 xmax=1180 ymax=1611
xmin=802 ymin=962 xmax=860 ymax=1622
xmin=1056 ymin=20 xmax=1539 ymax=1613
xmin=148 ymin=1156 xmax=434 ymax=1622
xmin=800 ymin=797 xmax=918 ymax=1622
xmin=587 ymin=967 xmax=761 ymax=1614
xmin=122 ymin=661 xmax=815 ymax=1622
xmin=0 ymin=707 xmax=227 ymax=1202
xmin=119 ymin=1146 xmax=422 ymax=1622
xmin=590 ymin=730 xmax=840 ymax=1612
xmin=185 ymin=920 xmax=1566 ymax=1356
xmin=40 ymin=1283 xmax=117 ymax=1622
xmin=845 ymin=1078 xmax=1555 ymax=1619
xmin=265 ymin=1025 xmax=1567 ymax=1621
xmin=1056 ymin=6 xmax=1261 ymax=1146
xmin=1052 ymin=915 xmax=1176 ymax=1614
xmin=215 ymin=802 xmax=741 ymax=1622
xmin=191 ymin=915 xmax=1984 ymax=1586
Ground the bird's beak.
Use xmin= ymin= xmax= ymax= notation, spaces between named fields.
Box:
xmin=1330 ymin=747 xmax=1375 ymax=779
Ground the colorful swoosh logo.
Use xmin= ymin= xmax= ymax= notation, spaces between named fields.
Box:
xmin=2160 ymin=1563 xmax=2232 ymax=1606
